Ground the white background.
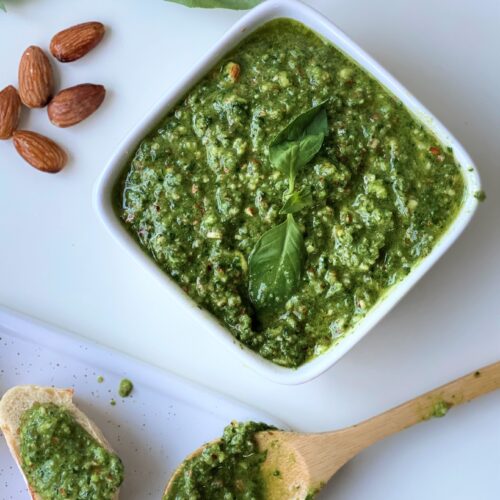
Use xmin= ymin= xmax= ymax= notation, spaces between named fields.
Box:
xmin=1 ymin=0 xmax=499 ymax=498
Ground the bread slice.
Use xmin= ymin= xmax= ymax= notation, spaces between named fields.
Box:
xmin=0 ymin=385 xmax=121 ymax=500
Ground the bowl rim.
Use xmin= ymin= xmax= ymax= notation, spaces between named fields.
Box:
xmin=93 ymin=0 xmax=481 ymax=385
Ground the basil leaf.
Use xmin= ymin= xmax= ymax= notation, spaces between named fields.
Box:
xmin=294 ymin=132 xmax=326 ymax=171
xmin=248 ymin=214 xmax=305 ymax=312
xmin=165 ymin=0 xmax=261 ymax=9
xmin=269 ymin=101 xmax=328 ymax=179
xmin=268 ymin=142 xmax=299 ymax=180
xmin=272 ymin=101 xmax=329 ymax=144
xmin=0 ymin=2 xmax=6 ymax=12
xmin=280 ymin=186 xmax=313 ymax=214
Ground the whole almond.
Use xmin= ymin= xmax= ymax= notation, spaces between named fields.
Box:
xmin=0 ymin=86 xmax=21 ymax=139
xmin=50 ymin=22 xmax=105 ymax=63
xmin=18 ymin=46 xmax=54 ymax=108
xmin=48 ymin=83 xmax=106 ymax=128
xmin=13 ymin=130 xmax=67 ymax=173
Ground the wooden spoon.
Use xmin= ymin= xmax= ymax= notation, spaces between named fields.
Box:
xmin=164 ymin=361 xmax=500 ymax=499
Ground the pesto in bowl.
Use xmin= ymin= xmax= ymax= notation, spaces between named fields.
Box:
xmin=114 ymin=19 xmax=464 ymax=368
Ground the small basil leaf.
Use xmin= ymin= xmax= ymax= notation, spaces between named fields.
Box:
xmin=295 ymin=132 xmax=325 ymax=169
xmin=270 ymin=132 xmax=324 ymax=180
xmin=268 ymin=142 xmax=299 ymax=179
xmin=271 ymin=100 xmax=329 ymax=145
xmin=269 ymin=101 xmax=328 ymax=180
xmin=165 ymin=0 xmax=261 ymax=9
xmin=280 ymin=187 xmax=313 ymax=214
xmin=248 ymin=214 xmax=305 ymax=312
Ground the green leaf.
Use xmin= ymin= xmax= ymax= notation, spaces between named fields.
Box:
xmin=165 ymin=0 xmax=261 ymax=9
xmin=248 ymin=214 xmax=305 ymax=312
xmin=0 ymin=2 xmax=6 ymax=12
xmin=269 ymin=101 xmax=329 ymax=181
xmin=294 ymin=132 xmax=326 ymax=172
xmin=272 ymin=101 xmax=329 ymax=144
xmin=280 ymin=186 xmax=313 ymax=214
xmin=268 ymin=142 xmax=299 ymax=180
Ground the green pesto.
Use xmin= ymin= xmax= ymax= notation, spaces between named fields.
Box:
xmin=18 ymin=403 xmax=124 ymax=500
xmin=97 ymin=375 xmax=104 ymax=383
xmin=305 ymin=481 xmax=325 ymax=499
xmin=429 ymin=400 xmax=452 ymax=418
xmin=164 ymin=421 xmax=274 ymax=500
xmin=115 ymin=19 xmax=465 ymax=367
xmin=118 ymin=378 xmax=133 ymax=398
xmin=474 ymin=189 xmax=486 ymax=202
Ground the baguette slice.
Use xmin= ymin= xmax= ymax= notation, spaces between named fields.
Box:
xmin=0 ymin=385 xmax=121 ymax=500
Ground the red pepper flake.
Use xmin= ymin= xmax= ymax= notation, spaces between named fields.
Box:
xmin=429 ymin=146 xmax=441 ymax=156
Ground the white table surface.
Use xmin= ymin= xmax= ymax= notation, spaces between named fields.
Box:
xmin=1 ymin=0 xmax=499 ymax=498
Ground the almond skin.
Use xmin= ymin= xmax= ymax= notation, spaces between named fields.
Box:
xmin=0 ymin=86 xmax=21 ymax=139
xmin=18 ymin=46 xmax=54 ymax=108
xmin=13 ymin=130 xmax=67 ymax=173
xmin=48 ymin=83 xmax=106 ymax=128
xmin=50 ymin=22 xmax=105 ymax=63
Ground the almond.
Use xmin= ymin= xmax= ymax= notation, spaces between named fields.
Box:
xmin=48 ymin=83 xmax=106 ymax=128
xmin=0 ymin=86 xmax=21 ymax=139
xmin=50 ymin=22 xmax=105 ymax=63
xmin=13 ymin=130 xmax=67 ymax=173
xmin=18 ymin=46 xmax=54 ymax=108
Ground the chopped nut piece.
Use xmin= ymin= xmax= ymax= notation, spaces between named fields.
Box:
xmin=207 ymin=230 xmax=222 ymax=239
xmin=226 ymin=62 xmax=241 ymax=82
xmin=407 ymin=199 xmax=418 ymax=211
xmin=277 ymin=71 xmax=290 ymax=87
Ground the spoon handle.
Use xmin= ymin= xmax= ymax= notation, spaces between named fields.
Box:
xmin=253 ymin=362 xmax=500 ymax=495
xmin=344 ymin=361 xmax=500 ymax=453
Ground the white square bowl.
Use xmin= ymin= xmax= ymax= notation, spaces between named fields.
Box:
xmin=94 ymin=0 xmax=481 ymax=385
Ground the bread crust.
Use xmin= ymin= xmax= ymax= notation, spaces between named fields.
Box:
xmin=0 ymin=385 xmax=120 ymax=499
